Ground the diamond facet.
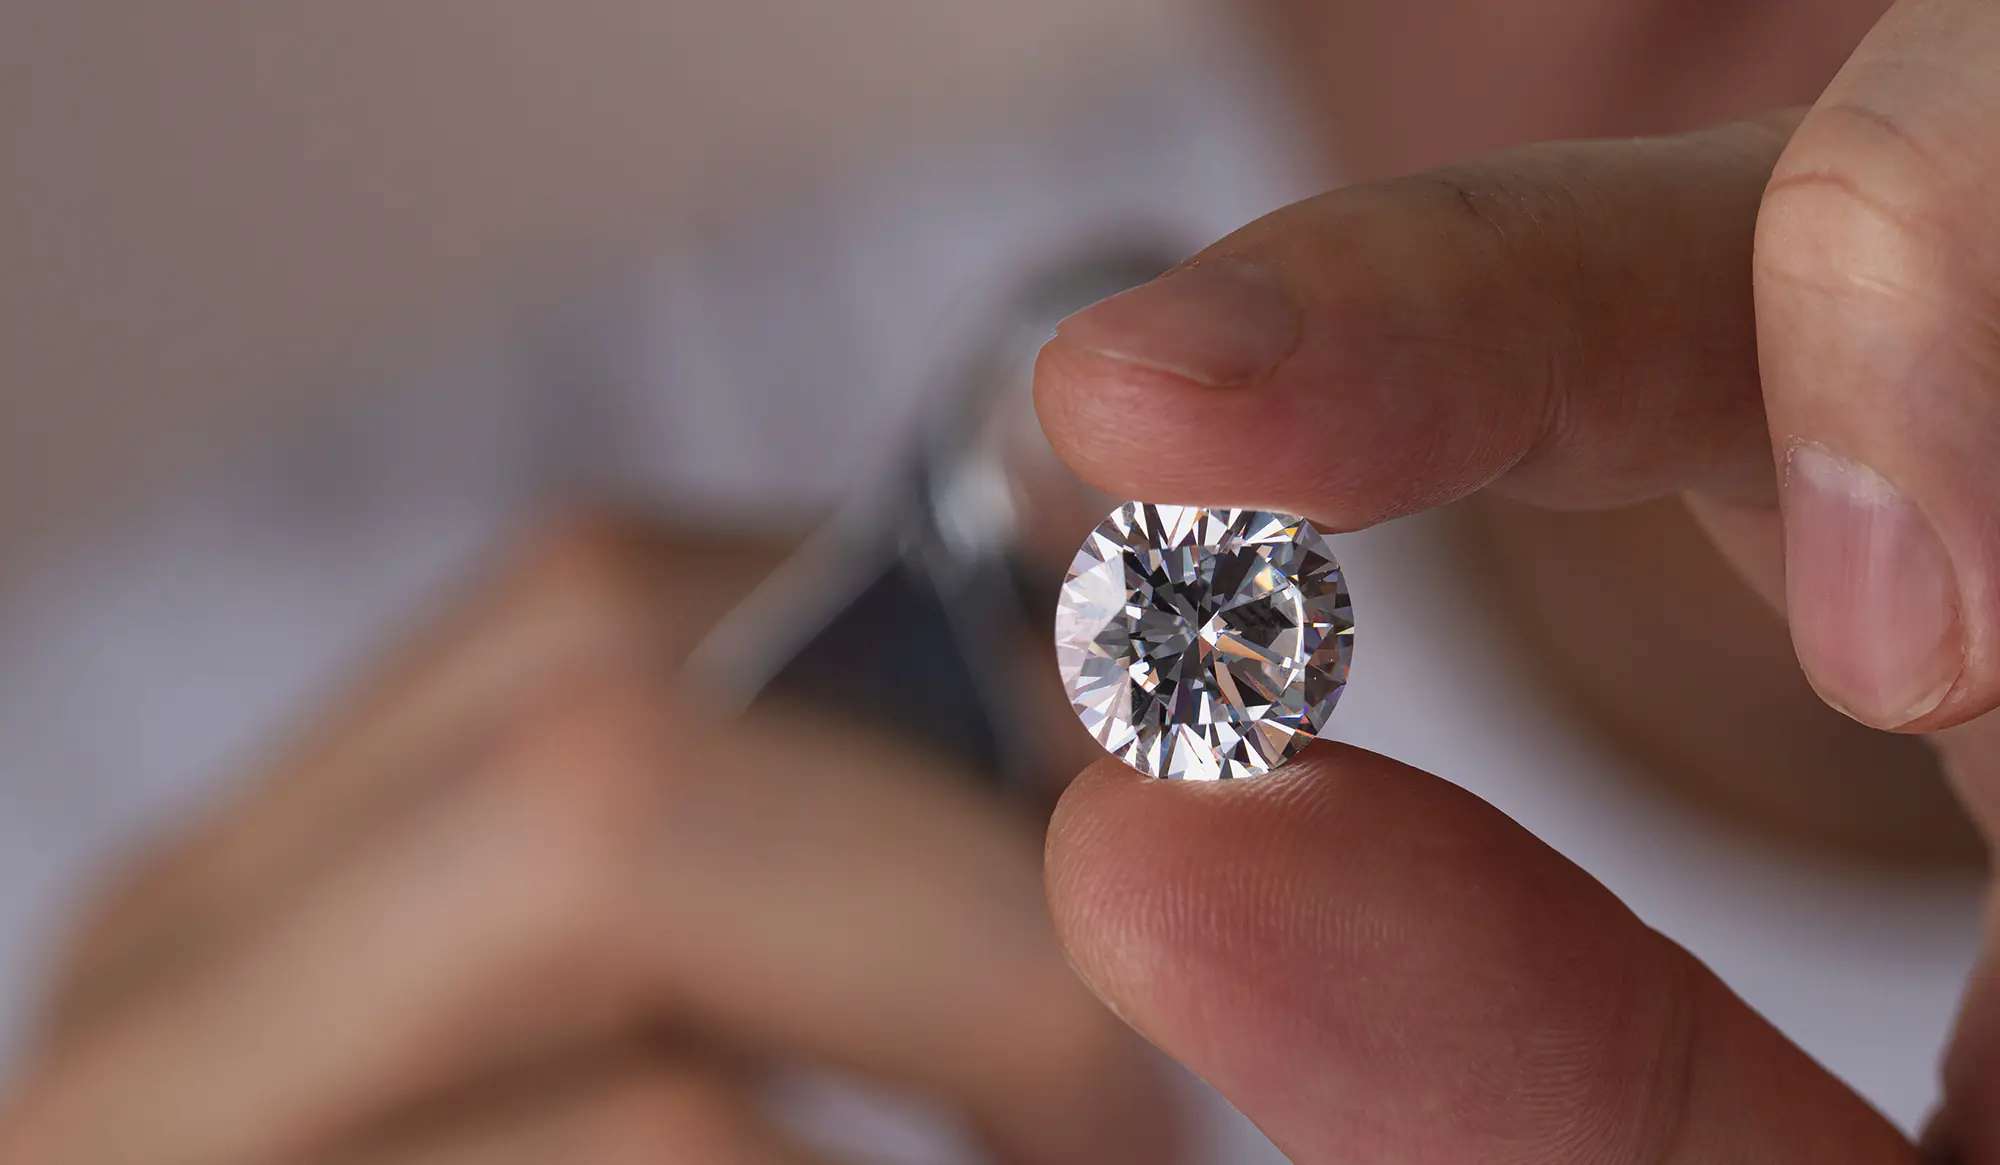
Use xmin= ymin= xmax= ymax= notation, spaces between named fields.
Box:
xmin=1054 ymin=503 xmax=1353 ymax=780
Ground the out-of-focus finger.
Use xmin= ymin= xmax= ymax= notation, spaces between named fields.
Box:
xmin=46 ymin=515 xmax=787 ymax=1035
xmin=339 ymin=1057 xmax=831 ymax=1165
xmin=0 ymin=673 xmax=678 ymax=1165
xmin=1755 ymin=0 xmax=2000 ymax=733
xmin=1046 ymin=745 xmax=1915 ymax=1164
xmin=636 ymin=705 xmax=1175 ymax=1165
xmin=1 ymin=675 xmax=1173 ymax=1165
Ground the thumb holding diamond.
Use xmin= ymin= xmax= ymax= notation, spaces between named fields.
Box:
xmin=1045 ymin=747 xmax=1916 ymax=1163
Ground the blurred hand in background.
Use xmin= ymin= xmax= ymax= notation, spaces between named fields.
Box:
xmin=0 ymin=518 xmax=1172 ymax=1165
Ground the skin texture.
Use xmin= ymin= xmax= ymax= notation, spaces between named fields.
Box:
xmin=1035 ymin=1 xmax=2000 ymax=1158
xmin=1048 ymin=752 xmax=1912 ymax=1164
xmin=8 ymin=1 xmax=2000 ymax=1162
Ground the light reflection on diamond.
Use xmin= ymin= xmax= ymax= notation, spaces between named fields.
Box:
xmin=1054 ymin=503 xmax=1353 ymax=780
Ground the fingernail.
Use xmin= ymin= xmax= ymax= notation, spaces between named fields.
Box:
xmin=1785 ymin=443 xmax=1963 ymax=728
xmin=1054 ymin=259 xmax=1301 ymax=387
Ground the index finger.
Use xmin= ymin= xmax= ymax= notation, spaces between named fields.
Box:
xmin=1033 ymin=114 xmax=1794 ymax=527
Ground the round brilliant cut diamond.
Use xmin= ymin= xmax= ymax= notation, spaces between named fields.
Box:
xmin=1054 ymin=503 xmax=1353 ymax=780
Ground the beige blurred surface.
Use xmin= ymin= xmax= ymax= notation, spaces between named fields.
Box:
xmin=0 ymin=0 xmax=1188 ymax=573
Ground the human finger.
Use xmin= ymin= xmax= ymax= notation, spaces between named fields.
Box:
xmin=335 ymin=1055 xmax=831 ymax=1165
xmin=1 ymin=671 xmax=1172 ymax=1165
xmin=1035 ymin=115 xmax=1796 ymax=533
xmin=1748 ymin=3 xmax=2000 ymax=1151
xmin=1046 ymin=745 xmax=1915 ymax=1164
xmin=1755 ymin=0 xmax=2000 ymax=732
xmin=45 ymin=516 xmax=786 ymax=1036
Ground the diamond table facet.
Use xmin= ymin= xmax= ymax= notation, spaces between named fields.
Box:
xmin=1055 ymin=503 xmax=1354 ymax=780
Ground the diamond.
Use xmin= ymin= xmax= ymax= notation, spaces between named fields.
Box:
xmin=1054 ymin=503 xmax=1353 ymax=780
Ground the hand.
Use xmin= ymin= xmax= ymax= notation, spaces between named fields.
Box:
xmin=0 ymin=516 xmax=1173 ymax=1165
xmin=1035 ymin=0 xmax=2000 ymax=1160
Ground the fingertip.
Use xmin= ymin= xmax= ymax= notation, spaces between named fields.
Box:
xmin=1045 ymin=745 xmax=1435 ymax=1049
xmin=1031 ymin=337 xmax=1253 ymax=506
xmin=1043 ymin=745 xmax=1703 ymax=1163
xmin=1032 ymin=333 xmax=1404 ymax=531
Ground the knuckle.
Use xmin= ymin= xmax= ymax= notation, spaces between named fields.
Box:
xmin=477 ymin=677 xmax=670 ymax=989
xmin=496 ymin=511 xmax=792 ymax=667
xmin=1420 ymin=157 xmax=1595 ymax=265
xmin=516 ymin=509 xmax=650 ymax=580
xmin=505 ymin=509 xmax=659 ymax=634
xmin=1757 ymin=102 xmax=1955 ymax=306
xmin=1423 ymin=168 xmax=1542 ymax=252
xmin=475 ymin=509 xmax=676 ymax=721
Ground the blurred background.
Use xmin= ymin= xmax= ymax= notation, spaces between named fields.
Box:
xmin=0 ymin=1 xmax=1195 ymax=568
xmin=0 ymin=3 xmax=1989 ymax=1162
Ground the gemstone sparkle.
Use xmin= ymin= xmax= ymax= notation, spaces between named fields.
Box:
xmin=1054 ymin=503 xmax=1354 ymax=780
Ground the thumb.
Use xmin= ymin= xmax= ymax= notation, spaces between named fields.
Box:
xmin=1046 ymin=746 xmax=1913 ymax=1164
xmin=1756 ymin=0 xmax=2000 ymax=732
